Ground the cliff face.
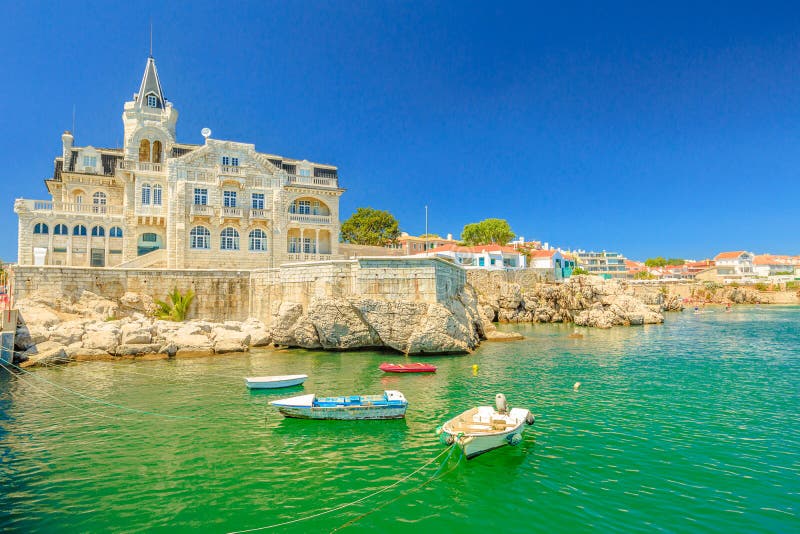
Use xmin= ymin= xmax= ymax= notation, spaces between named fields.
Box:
xmin=468 ymin=272 xmax=664 ymax=328
xmin=270 ymin=286 xmax=485 ymax=354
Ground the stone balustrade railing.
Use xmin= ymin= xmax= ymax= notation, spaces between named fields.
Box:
xmin=286 ymin=174 xmax=338 ymax=188
xmin=17 ymin=199 xmax=124 ymax=217
xmin=118 ymin=160 xmax=164 ymax=172
xmin=288 ymin=213 xmax=332 ymax=225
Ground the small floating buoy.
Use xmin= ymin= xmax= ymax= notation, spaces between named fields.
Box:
xmin=573 ymin=381 xmax=581 ymax=391
xmin=472 ymin=364 xmax=479 ymax=376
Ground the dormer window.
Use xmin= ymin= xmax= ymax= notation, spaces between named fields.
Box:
xmin=231 ymin=157 xmax=239 ymax=167
xmin=147 ymin=94 xmax=158 ymax=108
xmin=299 ymin=168 xmax=310 ymax=177
xmin=221 ymin=156 xmax=239 ymax=167
xmin=83 ymin=156 xmax=97 ymax=168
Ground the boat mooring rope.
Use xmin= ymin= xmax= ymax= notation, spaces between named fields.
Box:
xmin=0 ymin=359 xmax=121 ymax=420
xmin=331 ymin=441 xmax=464 ymax=532
xmin=227 ymin=444 xmax=459 ymax=534
xmin=0 ymin=355 xmax=196 ymax=420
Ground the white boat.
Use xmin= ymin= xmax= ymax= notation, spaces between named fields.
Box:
xmin=270 ymin=390 xmax=408 ymax=420
xmin=437 ymin=394 xmax=535 ymax=459
xmin=244 ymin=374 xmax=308 ymax=389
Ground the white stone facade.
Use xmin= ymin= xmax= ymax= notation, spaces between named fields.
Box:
xmin=15 ymin=57 xmax=343 ymax=269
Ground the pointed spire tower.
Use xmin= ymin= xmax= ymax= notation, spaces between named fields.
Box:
xmin=122 ymin=56 xmax=178 ymax=160
xmin=134 ymin=56 xmax=166 ymax=110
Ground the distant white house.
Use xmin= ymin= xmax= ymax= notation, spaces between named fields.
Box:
xmin=528 ymin=249 xmax=572 ymax=280
xmin=753 ymin=254 xmax=800 ymax=277
xmin=414 ymin=244 xmax=526 ymax=270
xmin=713 ymin=251 xmax=755 ymax=278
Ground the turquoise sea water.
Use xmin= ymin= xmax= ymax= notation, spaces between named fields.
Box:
xmin=1 ymin=307 xmax=798 ymax=533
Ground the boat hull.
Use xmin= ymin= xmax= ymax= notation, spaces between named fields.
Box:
xmin=245 ymin=374 xmax=308 ymax=389
xmin=379 ymin=363 xmax=436 ymax=373
xmin=440 ymin=405 xmax=533 ymax=459
xmin=276 ymin=405 xmax=407 ymax=420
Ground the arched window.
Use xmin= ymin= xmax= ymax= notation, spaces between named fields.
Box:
xmin=109 ymin=226 xmax=123 ymax=238
xmin=91 ymin=226 xmax=105 ymax=237
xmin=220 ymin=227 xmax=240 ymax=250
xmin=73 ymin=190 xmax=85 ymax=205
xmin=54 ymin=224 xmax=68 ymax=235
xmin=152 ymin=184 xmax=162 ymax=206
xmin=152 ymin=140 xmax=162 ymax=163
xmin=249 ymin=229 xmax=267 ymax=252
xmin=92 ymin=191 xmax=107 ymax=213
xmin=190 ymin=226 xmax=211 ymax=250
xmin=141 ymin=183 xmax=151 ymax=205
xmin=73 ymin=224 xmax=87 ymax=236
xmin=33 ymin=223 xmax=49 ymax=235
xmin=139 ymin=139 xmax=150 ymax=162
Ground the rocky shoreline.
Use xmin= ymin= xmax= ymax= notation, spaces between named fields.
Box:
xmin=11 ymin=275 xmax=674 ymax=368
xmin=468 ymin=272 xmax=669 ymax=328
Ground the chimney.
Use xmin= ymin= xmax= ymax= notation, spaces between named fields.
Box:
xmin=447 ymin=233 xmax=453 ymax=240
xmin=62 ymin=131 xmax=74 ymax=163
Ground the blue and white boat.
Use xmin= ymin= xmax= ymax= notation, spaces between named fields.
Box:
xmin=270 ymin=390 xmax=408 ymax=420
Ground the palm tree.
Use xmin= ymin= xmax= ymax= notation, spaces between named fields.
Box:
xmin=155 ymin=288 xmax=195 ymax=321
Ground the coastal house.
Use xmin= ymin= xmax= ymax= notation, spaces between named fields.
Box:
xmin=712 ymin=251 xmax=755 ymax=279
xmin=414 ymin=244 xmax=526 ymax=270
xmin=387 ymin=232 xmax=460 ymax=254
xmin=15 ymin=56 xmax=343 ymax=269
xmin=528 ymin=249 xmax=574 ymax=280
xmin=575 ymin=250 xmax=630 ymax=279
xmin=753 ymin=254 xmax=799 ymax=277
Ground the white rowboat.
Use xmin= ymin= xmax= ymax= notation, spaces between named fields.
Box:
xmin=437 ymin=394 xmax=535 ymax=459
xmin=244 ymin=374 xmax=308 ymax=389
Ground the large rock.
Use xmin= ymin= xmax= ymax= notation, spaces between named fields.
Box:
xmin=212 ymin=328 xmax=251 ymax=354
xmin=115 ymin=344 xmax=163 ymax=357
xmin=119 ymin=292 xmax=157 ymax=316
xmin=20 ymin=341 xmax=70 ymax=368
xmin=49 ymin=321 xmax=86 ymax=346
xmin=83 ymin=328 xmax=119 ymax=353
xmin=120 ymin=323 xmax=152 ymax=345
xmin=468 ymin=272 xmax=664 ymax=328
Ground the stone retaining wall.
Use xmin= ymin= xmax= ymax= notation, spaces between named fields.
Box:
xmin=12 ymin=257 xmax=468 ymax=325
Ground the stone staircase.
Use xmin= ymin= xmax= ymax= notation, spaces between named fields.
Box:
xmin=115 ymin=248 xmax=167 ymax=269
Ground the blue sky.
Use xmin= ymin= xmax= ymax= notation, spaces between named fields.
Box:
xmin=2 ymin=1 xmax=799 ymax=261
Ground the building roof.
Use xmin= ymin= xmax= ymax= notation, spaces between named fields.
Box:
xmin=714 ymin=251 xmax=750 ymax=260
xmin=413 ymin=243 xmax=522 ymax=255
xmin=753 ymin=254 xmax=798 ymax=266
xmin=529 ymin=249 xmax=559 ymax=258
xmin=136 ymin=56 xmax=166 ymax=109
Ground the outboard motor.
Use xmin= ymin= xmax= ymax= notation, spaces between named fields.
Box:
xmin=495 ymin=393 xmax=508 ymax=414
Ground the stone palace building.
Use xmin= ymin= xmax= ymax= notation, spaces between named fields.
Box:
xmin=15 ymin=56 xmax=343 ymax=269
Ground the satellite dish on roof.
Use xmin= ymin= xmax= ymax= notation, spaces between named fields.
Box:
xmin=201 ymin=127 xmax=211 ymax=139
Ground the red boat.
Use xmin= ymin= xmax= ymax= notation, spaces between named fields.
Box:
xmin=379 ymin=362 xmax=437 ymax=373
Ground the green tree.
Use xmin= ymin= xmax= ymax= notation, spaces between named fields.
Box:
xmin=634 ymin=271 xmax=656 ymax=280
xmin=155 ymin=288 xmax=196 ymax=322
xmin=645 ymin=257 xmax=667 ymax=267
xmin=666 ymin=258 xmax=685 ymax=266
xmin=340 ymin=207 xmax=400 ymax=246
xmin=571 ymin=267 xmax=590 ymax=276
xmin=460 ymin=218 xmax=515 ymax=246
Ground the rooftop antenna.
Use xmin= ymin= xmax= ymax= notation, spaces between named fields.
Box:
xmin=149 ymin=20 xmax=153 ymax=57
xmin=72 ymin=104 xmax=76 ymax=136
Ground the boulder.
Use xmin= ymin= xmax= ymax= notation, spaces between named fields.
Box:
xmin=212 ymin=329 xmax=251 ymax=354
xmin=120 ymin=323 xmax=152 ymax=345
xmin=20 ymin=341 xmax=70 ymax=368
xmin=49 ymin=321 xmax=86 ymax=346
xmin=82 ymin=329 xmax=120 ymax=352
xmin=115 ymin=344 xmax=163 ymax=357
xmin=119 ymin=292 xmax=157 ymax=315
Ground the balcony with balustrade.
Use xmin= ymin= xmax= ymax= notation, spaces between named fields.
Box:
xmin=285 ymin=174 xmax=338 ymax=189
xmin=221 ymin=206 xmax=243 ymax=219
xmin=287 ymin=213 xmax=332 ymax=225
xmin=190 ymin=204 xmax=214 ymax=218
xmin=118 ymin=160 xmax=165 ymax=173
xmin=15 ymin=199 xmax=124 ymax=218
